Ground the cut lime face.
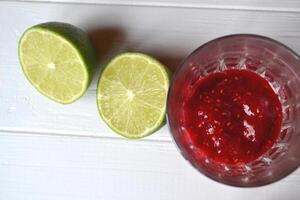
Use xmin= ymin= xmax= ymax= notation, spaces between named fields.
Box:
xmin=18 ymin=22 xmax=96 ymax=104
xmin=97 ymin=53 xmax=170 ymax=138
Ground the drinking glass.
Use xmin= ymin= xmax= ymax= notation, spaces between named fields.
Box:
xmin=167 ymin=34 xmax=300 ymax=187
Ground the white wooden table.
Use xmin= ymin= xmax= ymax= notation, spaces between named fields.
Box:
xmin=1 ymin=0 xmax=300 ymax=199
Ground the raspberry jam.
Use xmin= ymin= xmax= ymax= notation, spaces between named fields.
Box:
xmin=183 ymin=69 xmax=282 ymax=165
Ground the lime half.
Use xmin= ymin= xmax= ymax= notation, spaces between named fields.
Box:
xmin=18 ymin=22 xmax=96 ymax=104
xmin=97 ymin=53 xmax=170 ymax=138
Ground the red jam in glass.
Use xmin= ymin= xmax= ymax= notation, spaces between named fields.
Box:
xmin=183 ymin=69 xmax=282 ymax=165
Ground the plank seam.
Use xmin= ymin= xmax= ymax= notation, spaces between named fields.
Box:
xmin=3 ymin=0 xmax=300 ymax=13
xmin=0 ymin=128 xmax=172 ymax=143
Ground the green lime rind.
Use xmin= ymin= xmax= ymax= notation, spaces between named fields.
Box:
xmin=18 ymin=22 xmax=97 ymax=104
xmin=97 ymin=52 xmax=170 ymax=139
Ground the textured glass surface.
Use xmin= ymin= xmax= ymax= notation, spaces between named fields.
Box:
xmin=167 ymin=35 xmax=300 ymax=187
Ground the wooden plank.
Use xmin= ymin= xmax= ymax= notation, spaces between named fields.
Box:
xmin=1 ymin=1 xmax=300 ymax=140
xmin=0 ymin=132 xmax=299 ymax=200
xmin=9 ymin=0 xmax=300 ymax=12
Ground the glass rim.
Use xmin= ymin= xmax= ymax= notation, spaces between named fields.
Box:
xmin=169 ymin=34 xmax=300 ymax=91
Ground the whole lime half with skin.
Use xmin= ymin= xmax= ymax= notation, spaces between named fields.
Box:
xmin=97 ymin=52 xmax=170 ymax=139
xmin=18 ymin=22 xmax=96 ymax=104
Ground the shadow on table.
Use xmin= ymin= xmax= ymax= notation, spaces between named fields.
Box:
xmin=87 ymin=27 xmax=126 ymax=66
xmin=87 ymin=26 xmax=186 ymax=81
xmin=150 ymin=52 xmax=186 ymax=75
xmin=86 ymin=27 xmax=126 ymax=85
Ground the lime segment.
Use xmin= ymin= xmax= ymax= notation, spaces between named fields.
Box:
xmin=19 ymin=22 xmax=96 ymax=104
xmin=97 ymin=53 xmax=170 ymax=138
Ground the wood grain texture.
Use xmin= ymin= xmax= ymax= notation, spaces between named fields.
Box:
xmin=0 ymin=132 xmax=299 ymax=200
